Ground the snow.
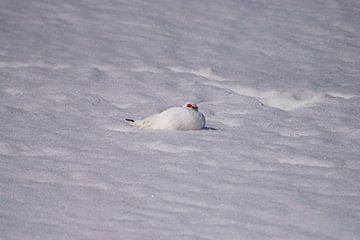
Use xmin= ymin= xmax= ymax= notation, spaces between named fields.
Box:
xmin=1 ymin=0 xmax=360 ymax=239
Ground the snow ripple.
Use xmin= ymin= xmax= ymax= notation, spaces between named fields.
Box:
xmin=167 ymin=66 xmax=358 ymax=111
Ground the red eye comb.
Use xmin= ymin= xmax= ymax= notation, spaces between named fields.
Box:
xmin=186 ymin=104 xmax=192 ymax=107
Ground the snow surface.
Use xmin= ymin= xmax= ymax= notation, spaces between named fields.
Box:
xmin=1 ymin=0 xmax=360 ymax=239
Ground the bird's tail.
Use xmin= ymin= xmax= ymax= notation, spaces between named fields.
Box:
xmin=125 ymin=118 xmax=136 ymax=126
xmin=125 ymin=118 xmax=151 ymax=129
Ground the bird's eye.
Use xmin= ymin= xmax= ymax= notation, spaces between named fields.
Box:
xmin=186 ymin=104 xmax=192 ymax=108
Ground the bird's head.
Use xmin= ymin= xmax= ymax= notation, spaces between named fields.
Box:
xmin=184 ymin=103 xmax=198 ymax=111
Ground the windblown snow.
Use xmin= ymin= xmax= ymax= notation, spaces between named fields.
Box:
xmin=1 ymin=1 xmax=360 ymax=239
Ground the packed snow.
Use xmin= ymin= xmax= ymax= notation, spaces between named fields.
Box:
xmin=1 ymin=0 xmax=360 ymax=239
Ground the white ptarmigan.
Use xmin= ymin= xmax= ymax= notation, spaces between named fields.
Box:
xmin=125 ymin=103 xmax=206 ymax=130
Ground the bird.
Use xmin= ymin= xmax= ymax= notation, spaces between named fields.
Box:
xmin=125 ymin=103 xmax=206 ymax=130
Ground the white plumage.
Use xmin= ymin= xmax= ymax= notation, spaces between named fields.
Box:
xmin=126 ymin=103 xmax=206 ymax=130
